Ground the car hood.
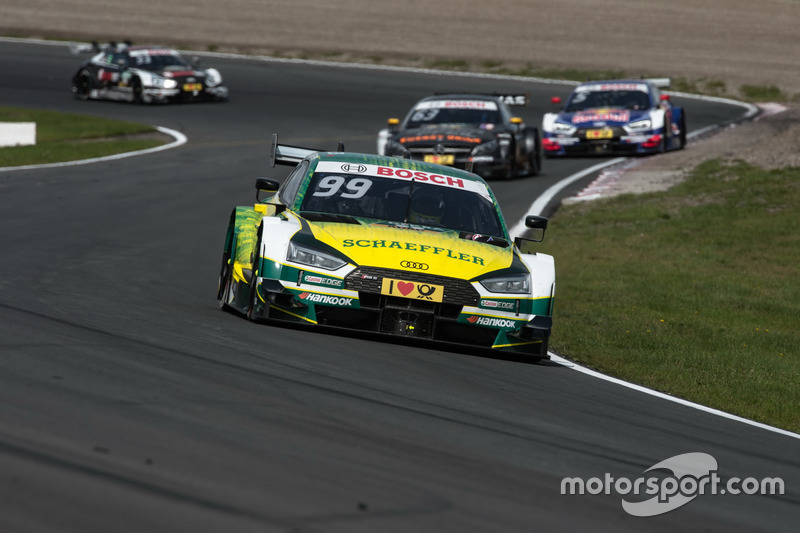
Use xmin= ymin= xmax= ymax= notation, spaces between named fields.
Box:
xmin=306 ymin=218 xmax=516 ymax=279
xmin=397 ymin=124 xmax=498 ymax=146
xmin=559 ymin=107 xmax=649 ymax=126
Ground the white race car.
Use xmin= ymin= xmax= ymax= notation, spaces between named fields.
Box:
xmin=71 ymin=41 xmax=228 ymax=104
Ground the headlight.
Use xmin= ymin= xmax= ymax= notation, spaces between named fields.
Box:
xmin=480 ymin=273 xmax=530 ymax=294
xmin=626 ymin=119 xmax=652 ymax=131
xmin=151 ymin=77 xmax=178 ymax=89
xmin=205 ymin=69 xmax=222 ymax=87
xmin=551 ymin=122 xmax=576 ymax=135
xmin=287 ymin=242 xmax=347 ymax=270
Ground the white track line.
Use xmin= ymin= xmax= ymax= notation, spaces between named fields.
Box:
xmin=0 ymin=126 xmax=186 ymax=173
xmin=549 ymin=353 xmax=800 ymax=440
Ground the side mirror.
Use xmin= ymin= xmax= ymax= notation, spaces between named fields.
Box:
xmin=510 ymin=116 xmax=523 ymax=130
xmin=388 ymin=117 xmax=399 ymax=133
xmin=255 ymin=177 xmax=280 ymax=203
xmin=514 ymin=215 xmax=548 ymax=252
xmin=551 ymin=96 xmax=562 ymax=106
xmin=525 ymin=215 xmax=548 ymax=242
xmin=256 ymin=177 xmax=280 ymax=192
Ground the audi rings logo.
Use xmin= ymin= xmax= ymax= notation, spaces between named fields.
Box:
xmin=341 ymin=164 xmax=367 ymax=173
xmin=400 ymin=261 xmax=429 ymax=270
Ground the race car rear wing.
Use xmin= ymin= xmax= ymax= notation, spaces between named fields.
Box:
xmin=269 ymin=134 xmax=345 ymax=167
xmin=647 ymin=78 xmax=672 ymax=89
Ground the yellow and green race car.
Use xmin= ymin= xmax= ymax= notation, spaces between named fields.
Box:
xmin=217 ymin=136 xmax=555 ymax=359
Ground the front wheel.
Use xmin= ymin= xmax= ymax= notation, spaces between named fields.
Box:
xmin=217 ymin=251 xmax=233 ymax=309
xmin=74 ymin=70 xmax=92 ymax=100
xmin=678 ymin=115 xmax=687 ymax=150
xmin=132 ymin=78 xmax=144 ymax=104
xmin=246 ymin=230 xmax=268 ymax=321
xmin=245 ymin=276 xmax=262 ymax=321
xmin=527 ymin=129 xmax=542 ymax=177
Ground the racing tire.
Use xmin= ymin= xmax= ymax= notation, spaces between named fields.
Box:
xmin=132 ymin=78 xmax=144 ymax=104
xmin=74 ymin=71 xmax=91 ymax=100
xmin=527 ymin=129 xmax=542 ymax=177
xmin=217 ymin=251 xmax=233 ymax=309
xmin=245 ymin=270 xmax=270 ymax=321
xmin=246 ymin=231 xmax=267 ymax=321
xmin=245 ymin=276 xmax=260 ymax=321
xmin=678 ymin=115 xmax=687 ymax=150
xmin=504 ymin=139 xmax=520 ymax=180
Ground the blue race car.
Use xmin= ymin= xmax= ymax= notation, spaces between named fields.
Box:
xmin=541 ymin=79 xmax=686 ymax=157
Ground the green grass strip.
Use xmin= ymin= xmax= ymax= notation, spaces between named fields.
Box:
xmin=0 ymin=106 xmax=165 ymax=166
xmin=536 ymin=159 xmax=800 ymax=433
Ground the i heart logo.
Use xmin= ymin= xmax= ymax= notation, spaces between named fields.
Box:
xmin=397 ymin=281 xmax=415 ymax=296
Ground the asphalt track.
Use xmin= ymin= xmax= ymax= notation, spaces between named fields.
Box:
xmin=1 ymin=39 xmax=798 ymax=532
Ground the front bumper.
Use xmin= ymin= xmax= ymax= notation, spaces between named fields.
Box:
xmin=144 ymin=84 xmax=228 ymax=103
xmin=543 ymin=129 xmax=664 ymax=157
xmin=245 ymin=264 xmax=552 ymax=358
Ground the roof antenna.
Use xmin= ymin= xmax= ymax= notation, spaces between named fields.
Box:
xmin=337 ymin=141 xmax=345 ymax=152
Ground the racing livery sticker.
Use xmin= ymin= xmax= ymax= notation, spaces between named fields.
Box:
xmin=577 ymin=83 xmax=648 ymax=93
xmin=381 ymin=278 xmax=444 ymax=302
xmin=465 ymin=315 xmax=521 ymax=328
xmin=302 ymin=274 xmax=344 ymax=288
xmin=573 ymin=110 xmax=630 ymax=124
xmin=313 ymin=161 xmax=490 ymax=197
xmin=342 ymin=238 xmax=485 ymax=265
xmin=413 ymin=100 xmax=499 ymax=110
xmin=298 ymin=292 xmax=355 ymax=307
xmin=480 ymin=299 xmax=516 ymax=311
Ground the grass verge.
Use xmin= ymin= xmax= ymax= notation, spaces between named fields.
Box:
xmin=0 ymin=106 xmax=166 ymax=167
xmin=536 ymin=159 xmax=800 ymax=433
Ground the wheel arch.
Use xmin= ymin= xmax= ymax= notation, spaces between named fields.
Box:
xmin=227 ymin=206 xmax=264 ymax=267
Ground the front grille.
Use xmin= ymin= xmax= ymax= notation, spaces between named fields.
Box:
xmin=346 ymin=266 xmax=479 ymax=306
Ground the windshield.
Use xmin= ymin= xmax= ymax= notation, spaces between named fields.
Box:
xmin=130 ymin=51 xmax=191 ymax=70
xmin=300 ymin=172 xmax=505 ymax=238
xmin=405 ymin=100 xmax=501 ymax=129
xmin=566 ymin=90 xmax=651 ymax=112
